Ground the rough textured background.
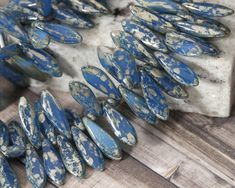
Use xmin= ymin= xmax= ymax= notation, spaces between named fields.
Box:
xmin=30 ymin=0 xmax=235 ymax=117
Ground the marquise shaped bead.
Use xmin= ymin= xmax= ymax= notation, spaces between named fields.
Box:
xmin=122 ymin=19 xmax=168 ymax=52
xmin=0 ymin=145 xmax=25 ymax=158
xmin=113 ymin=48 xmax=140 ymax=89
xmin=81 ymin=66 xmax=122 ymax=101
xmin=33 ymin=22 xmax=82 ymax=44
xmin=40 ymin=90 xmax=71 ymax=139
xmin=83 ymin=117 xmax=122 ymax=160
xmin=0 ymin=120 xmax=9 ymax=147
xmin=159 ymin=14 xmax=184 ymax=22
xmin=57 ymin=135 xmax=85 ymax=178
xmin=0 ymin=153 xmax=20 ymax=188
xmin=165 ymin=32 xmax=203 ymax=56
xmin=130 ymin=5 xmax=176 ymax=34
xmin=25 ymin=144 xmax=47 ymax=188
xmin=103 ymin=103 xmax=137 ymax=146
xmin=69 ymin=81 xmax=103 ymax=117
xmin=18 ymin=96 xmax=41 ymax=149
xmin=8 ymin=121 xmax=26 ymax=147
xmin=71 ymin=126 xmax=105 ymax=171
xmin=140 ymin=70 xmax=169 ymax=120
xmin=36 ymin=0 xmax=52 ymax=17
xmin=182 ymin=2 xmax=234 ymax=17
xmin=64 ymin=108 xmax=85 ymax=131
xmin=28 ymin=27 xmax=50 ymax=49
xmin=154 ymin=52 xmax=199 ymax=86
xmin=42 ymin=138 xmax=65 ymax=186
xmin=0 ymin=44 xmax=22 ymax=60
xmin=144 ymin=65 xmax=188 ymax=99
xmin=119 ymin=85 xmax=158 ymax=124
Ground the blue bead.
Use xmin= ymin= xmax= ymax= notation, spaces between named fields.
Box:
xmin=25 ymin=144 xmax=47 ymax=188
xmin=42 ymin=138 xmax=65 ymax=186
xmin=136 ymin=0 xmax=187 ymax=14
xmin=57 ymin=135 xmax=86 ymax=178
xmin=130 ymin=5 xmax=176 ymax=34
xmin=40 ymin=90 xmax=71 ymax=139
xmin=0 ymin=44 xmax=21 ymax=60
xmin=33 ymin=21 xmax=82 ymax=44
xmin=0 ymin=120 xmax=10 ymax=146
xmin=71 ymin=126 xmax=104 ymax=171
xmin=154 ymin=52 xmax=199 ymax=86
xmin=173 ymin=0 xmax=192 ymax=3
xmin=8 ymin=121 xmax=26 ymax=148
xmin=82 ymin=66 xmax=122 ymax=101
xmin=28 ymin=27 xmax=50 ymax=49
xmin=159 ymin=14 xmax=184 ymax=23
xmin=83 ymin=117 xmax=122 ymax=160
xmin=103 ymin=103 xmax=137 ymax=146
xmin=86 ymin=0 xmax=109 ymax=14
xmin=64 ymin=108 xmax=85 ymax=131
xmin=144 ymin=65 xmax=188 ymax=99
xmin=0 ymin=145 xmax=25 ymax=158
xmin=18 ymin=0 xmax=37 ymax=10
xmin=140 ymin=70 xmax=169 ymax=120
xmin=36 ymin=0 xmax=52 ymax=17
xmin=165 ymin=31 xmax=203 ymax=56
xmin=0 ymin=153 xmax=20 ymax=188
xmin=183 ymin=2 xmax=234 ymax=17
xmin=112 ymin=48 xmax=140 ymax=89
xmin=18 ymin=96 xmax=42 ymax=149
xmin=119 ymin=85 xmax=158 ymax=124
xmin=69 ymin=81 xmax=103 ymax=117
xmin=122 ymin=19 xmax=168 ymax=52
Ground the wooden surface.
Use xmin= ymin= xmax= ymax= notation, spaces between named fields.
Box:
xmin=0 ymin=90 xmax=234 ymax=188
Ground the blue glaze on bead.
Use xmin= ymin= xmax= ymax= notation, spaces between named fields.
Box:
xmin=0 ymin=61 xmax=29 ymax=87
xmin=34 ymin=100 xmax=56 ymax=145
xmin=0 ymin=120 xmax=9 ymax=146
xmin=57 ymin=135 xmax=85 ymax=177
xmin=113 ymin=48 xmax=140 ymax=89
xmin=53 ymin=7 xmax=94 ymax=29
xmin=165 ymin=31 xmax=203 ymax=56
xmin=0 ymin=153 xmax=20 ymax=188
xmin=130 ymin=5 xmax=176 ymax=34
xmin=122 ymin=19 xmax=168 ymax=52
xmin=140 ymin=70 xmax=169 ymax=120
xmin=82 ymin=66 xmax=122 ymax=101
xmin=111 ymin=30 xmax=155 ymax=64
xmin=40 ymin=90 xmax=71 ymax=139
xmin=86 ymin=0 xmax=109 ymax=14
xmin=18 ymin=96 xmax=41 ymax=149
xmin=42 ymin=138 xmax=65 ymax=186
xmin=103 ymin=103 xmax=137 ymax=146
xmin=69 ymin=81 xmax=103 ymax=117
xmin=37 ymin=0 xmax=52 ymax=17
xmin=71 ymin=126 xmax=104 ymax=171
xmin=26 ymin=144 xmax=47 ymax=188
xmin=144 ymin=65 xmax=188 ymax=99
xmin=18 ymin=0 xmax=37 ymax=10
xmin=0 ymin=10 xmax=29 ymax=42
xmin=136 ymin=0 xmax=186 ymax=14
xmin=154 ymin=52 xmax=199 ymax=86
xmin=28 ymin=27 xmax=50 ymax=49
xmin=83 ymin=117 xmax=122 ymax=160
xmin=159 ymin=14 xmax=184 ymax=23
xmin=64 ymin=108 xmax=85 ymax=131
xmin=0 ymin=145 xmax=25 ymax=158
xmin=183 ymin=2 xmax=234 ymax=17
xmin=174 ymin=0 xmax=192 ymax=3
xmin=0 ymin=44 xmax=21 ymax=60
xmin=119 ymin=85 xmax=158 ymax=124
xmin=8 ymin=121 xmax=26 ymax=147
xmin=33 ymin=21 xmax=82 ymax=44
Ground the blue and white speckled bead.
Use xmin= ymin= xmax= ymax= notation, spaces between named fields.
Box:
xmin=183 ymin=2 xmax=234 ymax=17
xmin=130 ymin=5 xmax=176 ymax=34
xmin=173 ymin=0 xmax=192 ymax=4
xmin=144 ymin=65 xmax=188 ymax=99
xmin=154 ymin=52 xmax=199 ymax=86
xmin=159 ymin=14 xmax=184 ymax=23
xmin=122 ymin=19 xmax=168 ymax=52
xmin=69 ymin=81 xmax=103 ymax=117
xmin=0 ymin=44 xmax=21 ymax=60
xmin=140 ymin=70 xmax=169 ymax=120
xmin=83 ymin=117 xmax=122 ymax=160
xmin=42 ymin=138 xmax=65 ymax=186
xmin=33 ymin=21 xmax=82 ymax=44
xmin=86 ymin=0 xmax=109 ymax=14
xmin=18 ymin=96 xmax=42 ymax=149
xmin=103 ymin=103 xmax=137 ymax=146
xmin=165 ymin=31 xmax=203 ymax=57
xmin=119 ymin=85 xmax=158 ymax=124
xmin=8 ymin=121 xmax=26 ymax=148
xmin=82 ymin=66 xmax=122 ymax=101
xmin=64 ymin=108 xmax=85 ymax=131
xmin=136 ymin=0 xmax=186 ymax=14
xmin=71 ymin=126 xmax=105 ymax=171
xmin=28 ymin=27 xmax=50 ymax=49
xmin=113 ymin=48 xmax=140 ymax=89
xmin=36 ymin=0 xmax=52 ymax=17
xmin=40 ymin=90 xmax=71 ymax=139
xmin=0 ymin=120 xmax=9 ymax=147
xmin=25 ymin=144 xmax=47 ymax=188
xmin=0 ymin=144 xmax=25 ymax=158
xmin=57 ymin=135 xmax=85 ymax=178
xmin=0 ymin=153 xmax=20 ymax=188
